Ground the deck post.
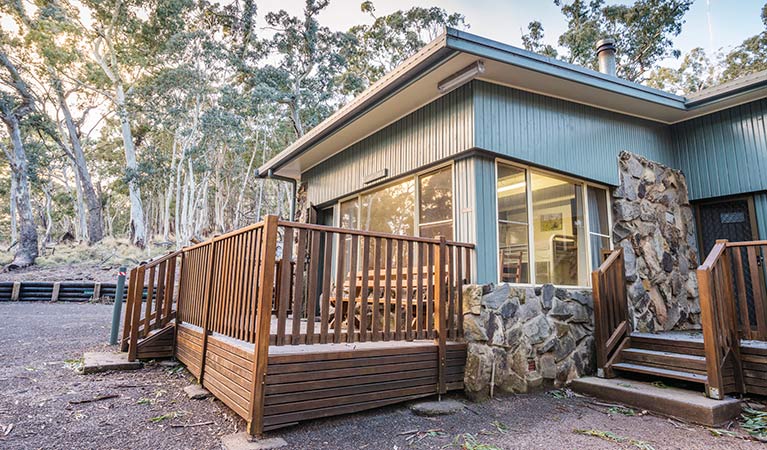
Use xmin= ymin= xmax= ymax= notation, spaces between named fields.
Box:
xmin=198 ymin=240 xmax=218 ymax=383
xmin=249 ymin=215 xmax=279 ymax=437
xmin=128 ymin=265 xmax=146 ymax=361
xmin=434 ymin=237 xmax=447 ymax=396
xmin=121 ymin=268 xmax=138 ymax=352
xmin=698 ymin=241 xmax=725 ymax=399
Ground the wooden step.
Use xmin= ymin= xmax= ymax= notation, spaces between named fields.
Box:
xmin=612 ymin=362 xmax=708 ymax=384
xmin=630 ymin=332 xmax=705 ymax=357
xmin=621 ymin=348 xmax=707 ymax=374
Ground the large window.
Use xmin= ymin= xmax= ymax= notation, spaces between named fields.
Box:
xmin=497 ymin=161 xmax=611 ymax=287
xmin=339 ymin=166 xmax=453 ymax=239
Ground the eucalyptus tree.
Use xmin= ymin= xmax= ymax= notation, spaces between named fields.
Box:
xmin=81 ymin=0 xmax=195 ymax=248
xmin=523 ymin=0 xmax=693 ymax=82
xmin=0 ymin=43 xmax=39 ymax=269
xmin=346 ymin=1 xmax=467 ymax=90
xmin=14 ymin=0 xmax=107 ymax=244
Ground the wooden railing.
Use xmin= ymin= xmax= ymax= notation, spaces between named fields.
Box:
xmin=592 ymin=249 xmax=630 ymax=378
xmin=697 ymin=239 xmax=747 ymax=399
xmin=122 ymin=250 xmax=181 ymax=360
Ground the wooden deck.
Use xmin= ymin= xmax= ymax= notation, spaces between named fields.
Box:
xmin=123 ymin=216 xmax=474 ymax=435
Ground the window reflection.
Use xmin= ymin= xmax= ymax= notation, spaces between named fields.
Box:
xmin=360 ymin=179 xmax=416 ymax=235
xmin=530 ymin=172 xmax=587 ymax=286
xmin=419 ymin=167 xmax=453 ymax=239
xmin=497 ymin=164 xmax=529 ymax=283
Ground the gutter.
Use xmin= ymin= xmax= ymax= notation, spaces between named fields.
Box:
xmin=684 ymin=78 xmax=767 ymax=109
xmin=259 ymin=169 xmax=297 ymax=221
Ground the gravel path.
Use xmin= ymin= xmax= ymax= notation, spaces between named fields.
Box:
xmin=0 ymin=302 xmax=763 ymax=450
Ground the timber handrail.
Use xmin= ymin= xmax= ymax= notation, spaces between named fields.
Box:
xmin=591 ymin=248 xmax=630 ymax=378
xmin=124 ymin=215 xmax=475 ymax=435
xmin=697 ymin=239 xmax=746 ymax=399
xmin=122 ymin=250 xmax=181 ymax=359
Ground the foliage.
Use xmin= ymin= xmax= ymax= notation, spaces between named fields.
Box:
xmin=741 ymin=407 xmax=767 ymax=441
xmin=526 ymin=0 xmax=693 ymax=82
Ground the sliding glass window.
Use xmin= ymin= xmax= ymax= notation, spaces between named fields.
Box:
xmin=497 ymin=161 xmax=611 ymax=287
xmin=338 ymin=165 xmax=453 ymax=239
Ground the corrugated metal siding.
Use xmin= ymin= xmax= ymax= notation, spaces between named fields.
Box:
xmin=473 ymin=81 xmax=675 ymax=186
xmin=473 ymin=156 xmax=498 ymax=284
xmin=671 ymin=98 xmax=767 ymax=201
xmin=754 ymin=192 xmax=767 ymax=240
xmin=453 ymin=155 xmax=497 ymax=284
xmin=303 ymin=84 xmax=474 ymax=206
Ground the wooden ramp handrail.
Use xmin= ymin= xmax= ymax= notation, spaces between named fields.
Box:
xmin=122 ymin=250 xmax=181 ymax=359
xmin=591 ymin=248 xmax=630 ymax=378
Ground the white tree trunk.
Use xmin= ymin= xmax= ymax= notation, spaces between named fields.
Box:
xmin=116 ymin=82 xmax=146 ymax=248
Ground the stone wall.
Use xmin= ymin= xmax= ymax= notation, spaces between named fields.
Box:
xmin=613 ymin=151 xmax=700 ymax=332
xmin=462 ymin=283 xmax=595 ymax=401
xmin=294 ymin=181 xmax=309 ymax=223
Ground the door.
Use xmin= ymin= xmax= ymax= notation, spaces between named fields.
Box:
xmin=697 ymin=197 xmax=761 ymax=335
xmin=697 ymin=197 xmax=757 ymax=257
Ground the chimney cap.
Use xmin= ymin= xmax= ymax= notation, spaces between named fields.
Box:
xmin=596 ymin=38 xmax=616 ymax=54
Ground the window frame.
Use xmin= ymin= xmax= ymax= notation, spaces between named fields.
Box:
xmin=495 ymin=158 xmax=613 ymax=288
xmin=336 ymin=162 xmax=455 ymax=240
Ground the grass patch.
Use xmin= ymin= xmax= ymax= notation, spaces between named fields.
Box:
xmin=574 ymin=429 xmax=656 ymax=450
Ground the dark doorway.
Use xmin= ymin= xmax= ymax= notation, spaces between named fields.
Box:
xmin=697 ymin=197 xmax=757 ymax=257
xmin=697 ymin=196 xmax=761 ymax=334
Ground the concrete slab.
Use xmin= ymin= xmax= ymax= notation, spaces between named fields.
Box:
xmin=571 ymin=377 xmax=742 ymax=427
xmin=410 ymin=399 xmax=464 ymax=416
xmin=82 ymin=352 xmax=142 ymax=374
xmin=221 ymin=432 xmax=287 ymax=450
xmin=184 ymin=384 xmax=211 ymax=400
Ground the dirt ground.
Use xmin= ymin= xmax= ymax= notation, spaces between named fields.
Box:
xmin=0 ymin=301 xmax=765 ymax=450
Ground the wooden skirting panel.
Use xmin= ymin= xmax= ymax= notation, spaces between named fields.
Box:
xmin=202 ymin=335 xmax=255 ymax=421
xmin=176 ymin=323 xmax=204 ymax=378
xmin=171 ymin=322 xmax=468 ymax=432
xmin=262 ymin=341 xmax=466 ymax=431
xmin=135 ymin=325 xmax=175 ymax=360
xmin=741 ymin=342 xmax=767 ymax=396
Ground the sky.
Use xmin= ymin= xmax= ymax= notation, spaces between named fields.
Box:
xmin=255 ymin=0 xmax=766 ymax=68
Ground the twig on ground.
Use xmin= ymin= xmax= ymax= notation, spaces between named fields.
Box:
xmin=2 ymin=424 xmax=13 ymax=437
xmin=68 ymin=394 xmax=119 ymax=405
xmin=169 ymin=421 xmax=214 ymax=428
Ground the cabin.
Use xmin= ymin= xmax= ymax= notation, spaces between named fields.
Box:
xmin=122 ymin=29 xmax=767 ymax=435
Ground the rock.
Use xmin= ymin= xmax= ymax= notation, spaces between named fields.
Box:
xmin=662 ymin=251 xmax=673 ymax=273
xmin=464 ymin=343 xmax=493 ymax=400
xmin=410 ymin=400 xmax=464 ymax=416
xmin=539 ymin=354 xmax=556 ymax=379
xmin=485 ymin=311 xmax=505 ymax=347
xmin=159 ymin=360 xmax=180 ymax=367
xmin=613 ymin=222 xmax=632 ymax=241
xmin=566 ymin=302 xmax=591 ymax=324
xmin=569 ymin=291 xmax=593 ymax=308
xmin=463 ymin=285 xmax=483 ymax=315
xmin=625 ymin=154 xmax=644 ymax=178
xmin=615 ymin=200 xmax=640 ymax=221
xmin=522 ymin=315 xmax=551 ymax=344
xmin=554 ymin=334 xmax=576 ymax=362
xmin=184 ymin=384 xmax=211 ymax=400
xmin=541 ymin=284 xmax=555 ymax=309
xmin=221 ymin=433 xmax=287 ymax=450
xmin=518 ymin=296 xmax=542 ymax=321
xmin=481 ymin=284 xmax=510 ymax=310
xmin=463 ymin=314 xmax=489 ymax=342
xmin=549 ymin=298 xmax=572 ymax=320
xmin=499 ymin=297 xmax=519 ymax=320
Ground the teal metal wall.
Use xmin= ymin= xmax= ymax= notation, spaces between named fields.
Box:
xmin=473 ymin=81 xmax=675 ymax=186
xmin=754 ymin=192 xmax=767 ymax=240
xmin=671 ymin=98 xmax=767 ymax=201
xmin=302 ymin=83 xmax=474 ymax=206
